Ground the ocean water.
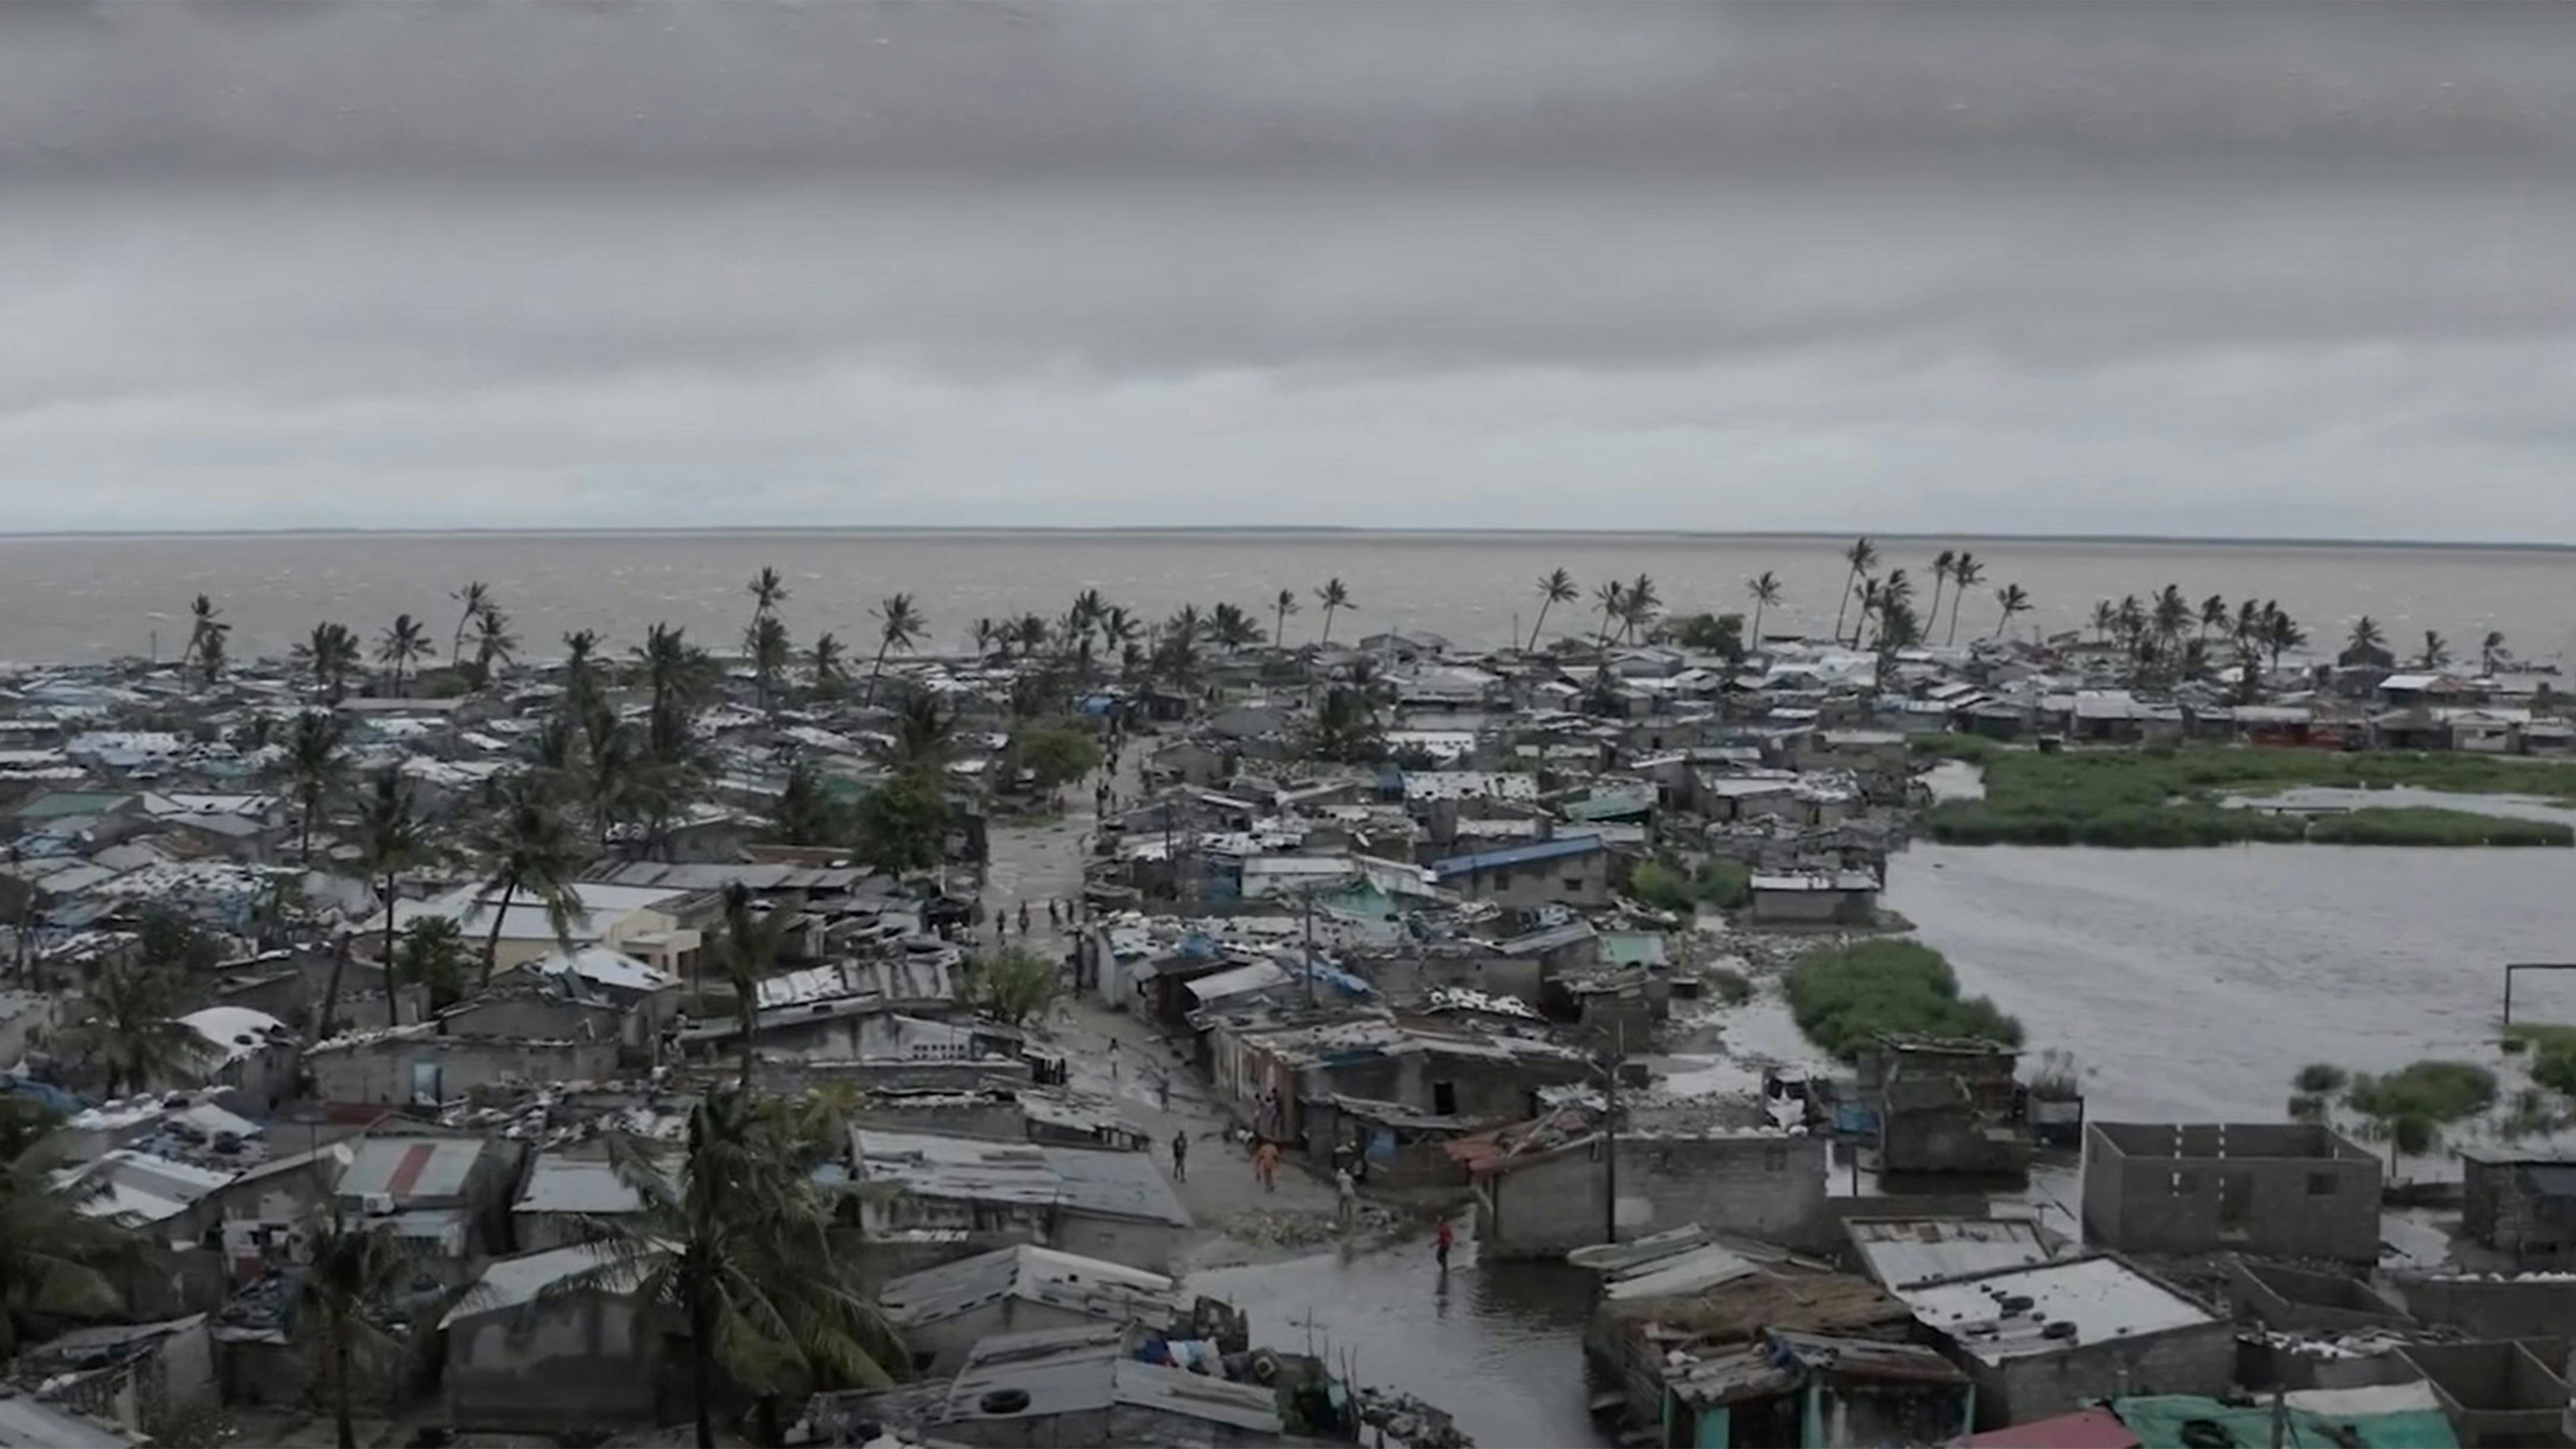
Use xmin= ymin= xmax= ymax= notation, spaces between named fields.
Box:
xmin=0 ymin=529 xmax=2568 ymax=666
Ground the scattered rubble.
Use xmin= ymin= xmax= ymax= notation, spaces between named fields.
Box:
xmin=1356 ymin=1387 xmax=1476 ymax=1449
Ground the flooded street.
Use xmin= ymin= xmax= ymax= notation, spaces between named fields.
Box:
xmin=1885 ymin=844 xmax=2576 ymax=1121
xmin=1190 ymin=1245 xmax=1605 ymax=1448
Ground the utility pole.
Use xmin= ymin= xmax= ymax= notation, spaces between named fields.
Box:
xmin=1602 ymin=1022 xmax=1623 ymax=1246
xmin=1302 ymin=889 xmax=1318 ymax=1008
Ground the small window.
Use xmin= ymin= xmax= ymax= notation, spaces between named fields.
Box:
xmin=1563 ymin=877 xmax=1583 ymax=893
xmin=2307 ymin=1172 xmax=2337 ymax=1197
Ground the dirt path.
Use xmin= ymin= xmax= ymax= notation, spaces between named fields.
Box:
xmin=975 ymin=738 xmax=1396 ymax=1267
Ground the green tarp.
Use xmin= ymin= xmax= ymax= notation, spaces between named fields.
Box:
xmin=2112 ymin=1395 xmax=2459 ymax=1449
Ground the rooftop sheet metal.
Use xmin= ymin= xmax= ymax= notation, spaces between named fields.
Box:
xmin=512 ymin=1154 xmax=646 ymax=1216
xmin=879 ymin=1243 xmax=1180 ymax=1330
xmin=1847 ymin=1217 xmax=2056 ymax=1289
xmin=339 ymin=1137 xmax=485 ymax=1203
xmin=1897 ymin=1257 xmax=2216 ymax=1365
xmin=1428 ymin=834 xmax=1606 ymax=877
xmin=440 ymin=1244 xmax=628 ymax=1327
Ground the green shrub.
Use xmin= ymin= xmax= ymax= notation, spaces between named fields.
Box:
xmin=2534 ymin=1047 xmax=2576 ymax=1099
xmin=1911 ymin=734 xmax=2002 ymax=766
xmin=2293 ymin=1063 xmax=2348 ymax=1093
xmin=1628 ymin=861 xmax=1695 ymax=913
xmin=1785 ymin=939 xmax=2023 ymax=1060
xmin=1704 ymin=967 xmax=1752 ymax=1006
xmin=1695 ymin=859 xmax=1752 ymax=909
xmin=2286 ymin=1093 xmax=2327 ymax=1122
xmin=2345 ymin=1060 xmax=2497 ymax=1124
xmin=2307 ymin=808 xmax=2572 ymax=847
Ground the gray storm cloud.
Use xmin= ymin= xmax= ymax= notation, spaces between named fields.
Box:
xmin=1 ymin=2 xmax=2572 ymax=537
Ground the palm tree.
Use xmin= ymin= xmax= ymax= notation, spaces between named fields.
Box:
xmin=1529 ymin=569 xmax=1579 ymax=651
xmin=746 ymin=615 xmax=792 ymax=713
xmin=1833 ymin=537 xmax=1877 ymax=646
xmin=1619 ymin=573 xmax=1663 ymax=645
xmin=182 ymin=594 xmax=231 ymax=684
xmin=1011 ymin=613 xmax=1051 ymax=661
xmin=893 ymin=694 xmax=958 ymax=772
xmin=2151 ymin=585 xmax=2192 ymax=664
xmin=69 ymin=959 xmax=206 ymax=1098
xmin=282 ymin=711 xmax=346 ymax=863
xmin=1746 ymin=572 xmax=1782 ymax=645
xmin=292 ymin=621 xmax=364 ymax=705
xmin=1209 ymin=602 xmax=1264 ymax=653
xmin=2090 ymin=600 xmax=2117 ymax=643
xmin=2 ymin=1107 xmax=136 ymax=1356
xmin=1875 ymin=597 xmax=1924 ymax=653
xmin=1272 ymin=588 xmax=1301 ymax=648
xmin=561 ymin=629 xmax=604 ymax=718
xmin=1313 ymin=578 xmax=1353 ymax=647
xmin=2261 ymin=601 xmax=2305 ymax=672
xmin=2346 ymin=615 xmax=2388 ymax=663
xmin=771 ymin=760 xmax=840 ymax=848
xmin=969 ymin=618 xmax=1000 ymax=661
xmin=1097 ymin=606 xmax=1140 ymax=666
xmin=746 ymin=566 xmax=790 ymax=624
xmin=2482 ymin=630 xmax=2508 ymax=676
xmin=1991 ymin=583 xmax=2032 ymax=639
xmin=808 ymin=632 xmax=849 ymax=700
xmin=581 ymin=706 xmax=641 ymax=850
xmin=2419 ymin=630 xmax=2451 ymax=670
xmin=451 ymin=581 xmax=492 ymax=666
xmin=864 ymin=594 xmax=925 ymax=706
xmin=561 ymin=1094 xmax=903 ymax=1449
xmin=1591 ymin=579 xmax=1629 ymax=654
xmin=636 ymin=624 xmax=715 ymax=764
xmin=1869 ymin=569 xmax=1913 ymax=649
xmin=470 ymin=776 xmax=585 ymax=989
xmin=1849 ymin=577 xmax=1882 ymax=649
xmin=1928 ymin=550 xmax=1957 ymax=634
xmin=2200 ymin=594 xmax=2230 ymax=639
xmin=714 ymin=883 xmax=799 ymax=1092
xmin=1945 ymin=553 xmax=1983 ymax=645
xmin=296 ymin=1214 xmax=442 ymax=1449
xmin=376 ymin=614 xmax=434 ymax=698
xmin=394 ymin=916 xmax=471 ymax=1014
xmin=469 ymin=606 xmax=519 ymax=690
xmin=354 ymin=768 xmax=425 ymax=1029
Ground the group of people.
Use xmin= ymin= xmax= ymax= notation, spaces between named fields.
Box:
xmin=991 ymin=894 xmax=1078 ymax=946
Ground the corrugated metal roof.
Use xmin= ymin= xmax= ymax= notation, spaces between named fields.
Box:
xmin=512 ymin=1154 xmax=646 ymax=1216
xmin=0 ymin=1396 xmax=135 ymax=1447
xmin=1847 ymin=1217 xmax=2055 ymax=1289
xmin=880 ymin=1243 xmax=1180 ymax=1330
xmin=1428 ymin=834 xmax=1605 ymax=878
xmin=1184 ymin=959 xmax=1291 ymax=1004
xmin=338 ymin=1137 xmax=485 ymax=1203
xmin=1043 ymin=1146 xmax=1192 ymax=1227
xmin=441 ymin=1244 xmax=629 ymax=1327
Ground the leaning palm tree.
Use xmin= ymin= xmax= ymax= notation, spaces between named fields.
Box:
xmin=1832 ymin=537 xmax=1876 ymax=646
xmin=1591 ymin=579 xmax=1629 ymax=654
xmin=450 ymin=581 xmax=492 ymax=667
xmin=2345 ymin=615 xmax=2388 ymax=662
xmin=1619 ymin=573 xmax=1663 ymax=645
xmin=2201 ymin=594 xmax=2230 ymax=639
xmin=1272 ymin=588 xmax=1301 ymax=648
xmin=1928 ymin=550 xmax=1956 ymax=635
xmin=1313 ymin=578 xmax=1353 ymax=647
xmin=470 ymin=776 xmax=586 ymax=989
xmin=1208 ymin=601 xmax=1264 ymax=653
xmin=2481 ymin=630 xmax=2508 ymax=676
xmin=968 ymin=618 xmax=1000 ymax=662
xmin=2419 ymin=630 xmax=2451 ymax=670
xmin=282 ymin=711 xmax=346 ymax=863
xmin=1745 ymin=572 xmax=1782 ymax=644
xmin=182 ymin=594 xmax=231 ymax=683
xmin=1991 ymin=583 xmax=2033 ymax=639
xmin=1945 ymin=553 xmax=1983 ymax=645
xmin=1849 ymin=577 xmax=1881 ymax=649
xmin=355 ymin=768 xmax=426 ymax=1028
xmin=714 ymin=883 xmax=799 ymax=1092
xmin=296 ymin=1214 xmax=444 ymax=1449
xmin=561 ymin=628 xmax=605 ymax=718
xmin=1 ymin=1105 xmax=138 ymax=1356
xmin=865 ymin=593 xmax=925 ymax=705
xmin=1528 ymin=568 xmax=1579 ymax=651
xmin=68 ymin=959 xmax=207 ymax=1098
xmin=561 ymin=1094 xmax=904 ymax=1449
xmin=376 ymin=614 xmax=434 ymax=698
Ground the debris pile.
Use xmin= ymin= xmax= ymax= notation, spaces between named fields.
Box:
xmin=1356 ymin=1387 xmax=1475 ymax=1449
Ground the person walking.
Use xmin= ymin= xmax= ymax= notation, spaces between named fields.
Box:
xmin=1047 ymin=898 xmax=1061 ymax=929
xmin=1434 ymin=1215 xmax=1455 ymax=1273
xmin=1017 ymin=900 xmax=1031 ymax=935
xmin=1171 ymin=1129 xmax=1189 ymax=1182
xmin=1254 ymin=1140 xmax=1279 ymax=1193
xmin=1108 ymin=1037 xmax=1122 ymax=1082
xmin=1334 ymin=1164 xmax=1357 ymax=1228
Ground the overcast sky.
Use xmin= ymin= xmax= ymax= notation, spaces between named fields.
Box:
xmin=6 ymin=1 xmax=2575 ymax=538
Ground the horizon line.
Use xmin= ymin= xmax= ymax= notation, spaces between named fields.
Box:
xmin=1 ymin=524 xmax=2572 ymax=552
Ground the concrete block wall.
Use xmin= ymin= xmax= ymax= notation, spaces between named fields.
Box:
xmin=2083 ymin=1122 xmax=2381 ymax=1261
xmin=1973 ymin=1321 xmax=2235 ymax=1429
xmin=1485 ymin=1133 xmax=1829 ymax=1258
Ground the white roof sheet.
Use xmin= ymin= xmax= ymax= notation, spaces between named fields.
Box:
xmin=1896 ymin=1256 xmax=2215 ymax=1364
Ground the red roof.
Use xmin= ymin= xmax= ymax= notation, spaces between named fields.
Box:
xmin=1959 ymin=1408 xmax=2141 ymax=1449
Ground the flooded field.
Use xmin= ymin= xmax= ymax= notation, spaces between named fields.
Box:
xmin=1885 ymin=844 xmax=2576 ymax=1121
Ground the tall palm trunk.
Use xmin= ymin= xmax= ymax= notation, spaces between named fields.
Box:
xmin=688 ymin=1268 xmax=716 ymax=1449
xmin=1928 ymin=576 xmax=1947 ymax=637
xmin=331 ymin=1328 xmax=356 ymax=1448
xmin=478 ymin=878 xmax=519 ymax=990
xmin=316 ymin=933 xmax=351 ymax=1042
xmin=384 ymin=871 xmax=406 ymax=1027
xmin=1751 ymin=597 xmax=1767 ymax=644
xmin=1527 ymin=598 xmax=1555 ymax=652
xmin=866 ymin=641 xmax=893 ymax=704
xmin=1833 ymin=564 xmax=1859 ymax=643
xmin=1946 ymin=592 xmax=1967 ymax=647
